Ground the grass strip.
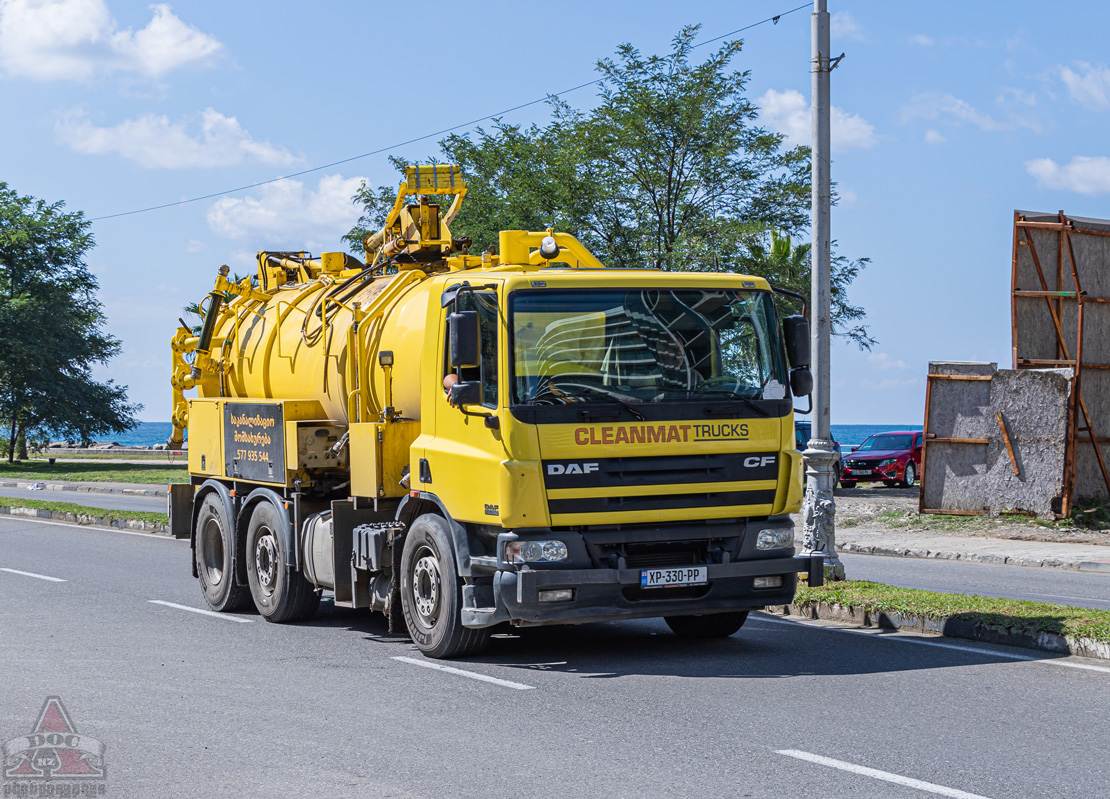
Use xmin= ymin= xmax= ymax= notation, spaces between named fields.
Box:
xmin=0 ymin=496 xmax=167 ymax=527
xmin=0 ymin=460 xmax=185 ymax=484
xmin=37 ymin=452 xmax=186 ymax=461
xmin=795 ymin=580 xmax=1110 ymax=644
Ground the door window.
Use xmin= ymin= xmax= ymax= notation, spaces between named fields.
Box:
xmin=446 ymin=291 xmax=499 ymax=408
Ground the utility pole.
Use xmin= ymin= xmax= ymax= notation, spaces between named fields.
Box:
xmin=800 ymin=0 xmax=845 ymax=580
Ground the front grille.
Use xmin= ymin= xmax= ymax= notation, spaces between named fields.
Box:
xmin=624 ymin=543 xmax=705 ymax=569
xmin=548 ymin=488 xmax=775 ymax=515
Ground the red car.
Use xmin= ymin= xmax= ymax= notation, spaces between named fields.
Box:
xmin=840 ymin=430 xmax=923 ymax=488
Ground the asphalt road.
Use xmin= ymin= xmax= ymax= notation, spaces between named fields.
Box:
xmin=0 ymin=486 xmax=164 ymax=513
xmin=2 ymin=515 xmax=1108 ymax=798
xmin=842 ymin=552 xmax=1110 ymax=610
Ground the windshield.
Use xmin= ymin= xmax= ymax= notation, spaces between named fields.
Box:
xmin=510 ymin=288 xmax=788 ymax=405
xmin=856 ymin=433 xmax=913 ymax=452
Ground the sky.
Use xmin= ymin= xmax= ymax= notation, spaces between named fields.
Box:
xmin=2 ymin=0 xmax=1108 ymax=426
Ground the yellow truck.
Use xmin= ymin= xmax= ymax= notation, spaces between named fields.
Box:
xmin=168 ymin=165 xmax=822 ymax=657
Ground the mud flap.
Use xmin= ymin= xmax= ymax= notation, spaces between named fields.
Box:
xmin=387 ymin=532 xmax=405 ymax=634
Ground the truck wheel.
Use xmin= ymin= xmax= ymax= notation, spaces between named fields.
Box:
xmin=664 ymin=611 xmax=748 ymax=638
xmin=400 ymin=514 xmax=490 ymax=659
xmin=195 ymin=493 xmax=251 ymax=612
xmin=245 ymin=501 xmax=320 ymax=623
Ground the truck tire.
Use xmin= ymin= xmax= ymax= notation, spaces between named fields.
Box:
xmin=400 ymin=514 xmax=490 ymax=659
xmin=664 ymin=611 xmax=748 ymax=638
xmin=245 ymin=501 xmax=320 ymax=623
xmin=195 ymin=493 xmax=251 ymax=612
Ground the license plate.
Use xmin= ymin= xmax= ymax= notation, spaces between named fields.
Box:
xmin=852 ymin=469 xmax=872 ymax=475
xmin=640 ymin=566 xmax=708 ymax=589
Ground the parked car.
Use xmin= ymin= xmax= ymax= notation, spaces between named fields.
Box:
xmin=840 ymin=430 xmax=923 ymax=488
xmin=794 ymin=420 xmax=842 ymax=478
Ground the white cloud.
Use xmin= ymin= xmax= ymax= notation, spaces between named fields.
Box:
xmin=0 ymin=0 xmax=221 ymax=81
xmin=902 ymin=91 xmax=1004 ymax=131
xmin=998 ymin=87 xmax=1036 ymax=107
xmin=868 ymin=352 xmax=908 ymax=371
xmin=758 ymin=89 xmax=877 ymax=151
xmin=1059 ymin=62 xmax=1110 ymax=110
xmin=836 ymin=187 xmax=857 ymax=207
xmin=55 ymin=108 xmax=296 ymax=168
xmin=903 ymin=90 xmax=1045 ymax=135
xmin=830 ymin=12 xmax=863 ymax=41
xmin=1025 ymin=156 xmax=1110 ymax=195
xmin=206 ymin=175 xmax=367 ymax=248
xmin=908 ymin=34 xmax=934 ymax=46
xmin=185 ymin=239 xmax=206 ymax=253
xmin=924 ymin=129 xmax=946 ymax=144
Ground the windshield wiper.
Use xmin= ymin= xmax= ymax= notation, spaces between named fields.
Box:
xmin=561 ymin=384 xmax=647 ymax=421
xmin=674 ymin=388 xmax=771 ymax=417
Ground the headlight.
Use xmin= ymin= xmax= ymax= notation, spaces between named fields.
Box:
xmin=756 ymin=528 xmax=794 ymax=550
xmin=878 ymin=458 xmax=897 ymax=468
xmin=504 ymin=540 xmax=569 ymax=564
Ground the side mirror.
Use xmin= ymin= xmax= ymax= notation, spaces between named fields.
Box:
xmin=782 ymin=315 xmax=810 ymax=368
xmin=448 ymin=311 xmax=480 ymax=368
xmin=449 ymin=381 xmax=482 ymax=408
xmin=789 ymin=367 xmax=813 ymax=398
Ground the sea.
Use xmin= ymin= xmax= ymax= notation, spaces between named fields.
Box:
xmin=104 ymin=421 xmax=921 ymax=449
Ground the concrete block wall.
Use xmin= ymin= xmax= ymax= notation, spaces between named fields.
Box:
xmin=922 ymin=361 xmax=1070 ymax=519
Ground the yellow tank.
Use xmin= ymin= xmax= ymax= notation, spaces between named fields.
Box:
xmin=195 ymin=266 xmax=430 ymax=424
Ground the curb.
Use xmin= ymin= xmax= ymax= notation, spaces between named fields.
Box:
xmin=0 ymin=504 xmax=169 ymax=535
xmin=0 ymin=480 xmax=167 ymax=498
xmin=768 ymin=601 xmax=1110 ymax=662
xmin=840 ymin=541 xmax=1110 ymax=574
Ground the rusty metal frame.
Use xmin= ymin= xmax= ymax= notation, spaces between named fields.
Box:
xmin=1012 ymin=211 xmax=1110 ymax=517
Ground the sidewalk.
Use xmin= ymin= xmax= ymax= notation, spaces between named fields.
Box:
xmin=0 ymin=479 xmax=167 ymax=497
xmin=838 ymin=527 xmax=1110 ymax=574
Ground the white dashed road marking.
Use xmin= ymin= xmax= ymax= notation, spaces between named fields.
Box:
xmin=776 ymin=750 xmax=994 ymax=799
xmin=392 ymin=656 xmax=535 ymax=690
xmin=148 ymin=599 xmax=255 ymax=623
xmin=0 ymin=567 xmax=66 ymax=582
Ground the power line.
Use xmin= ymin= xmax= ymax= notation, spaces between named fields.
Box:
xmin=90 ymin=4 xmax=811 ymax=223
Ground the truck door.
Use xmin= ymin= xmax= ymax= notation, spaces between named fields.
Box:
xmin=424 ymin=289 xmax=505 ymax=523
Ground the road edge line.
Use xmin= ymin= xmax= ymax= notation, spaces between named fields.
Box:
xmin=766 ymin=600 xmax=1110 ymax=662
xmin=754 ymin=614 xmax=1110 ymax=674
xmin=0 ymin=513 xmax=178 ymax=540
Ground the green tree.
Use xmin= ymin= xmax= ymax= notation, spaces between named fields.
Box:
xmin=347 ymin=26 xmax=871 ymax=346
xmin=740 ymin=231 xmax=874 ymax=349
xmin=0 ymin=183 xmax=140 ymax=462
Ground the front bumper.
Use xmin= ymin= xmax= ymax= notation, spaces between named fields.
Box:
xmin=842 ymin=467 xmax=900 ymax=483
xmin=461 ymin=554 xmax=823 ymax=628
